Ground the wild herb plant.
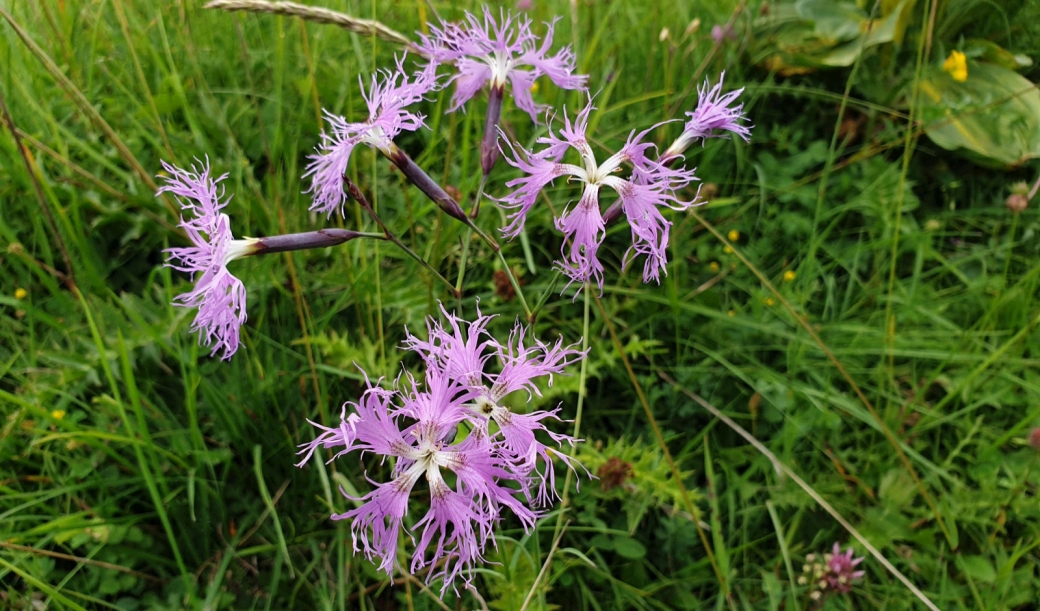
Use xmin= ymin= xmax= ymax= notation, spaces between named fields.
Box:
xmin=4 ymin=0 xmax=1040 ymax=609
xmin=159 ymin=5 xmax=748 ymax=595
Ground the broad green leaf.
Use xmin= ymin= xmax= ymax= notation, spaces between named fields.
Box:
xmin=878 ymin=468 xmax=917 ymax=508
xmin=918 ymin=62 xmax=1040 ymax=167
xmin=612 ymin=535 xmax=647 ymax=560
xmin=962 ymin=39 xmax=1033 ymax=71
xmin=960 ymin=556 xmax=997 ymax=583
xmin=754 ymin=0 xmax=908 ymax=73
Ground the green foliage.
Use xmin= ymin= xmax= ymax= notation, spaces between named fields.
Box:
xmin=576 ymin=437 xmax=701 ymax=534
xmin=919 ymin=60 xmax=1040 ymax=167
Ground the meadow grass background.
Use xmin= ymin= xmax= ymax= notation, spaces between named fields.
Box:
xmin=3 ymin=0 xmax=1040 ymax=609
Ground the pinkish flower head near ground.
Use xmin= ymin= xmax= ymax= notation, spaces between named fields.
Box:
xmin=305 ymin=56 xmax=438 ymax=218
xmin=160 ymin=159 xmax=258 ymax=361
xmin=798 ymin=543 xmax=865 ymax=601
xmin=497 ymin=98 xmax=698 ymax=294
xmin=297 ymin=306 xmax=586 ymax=592
xmin=416 ymin=7 xmax=587 ymax=122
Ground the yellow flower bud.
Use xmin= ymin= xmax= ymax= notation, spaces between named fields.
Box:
xmin=15 ymin=288 xmax=27 ymax=300
xmin=943 ymin=50 xmax=968 ymax=82
xmin=709 ymin=261 xmax=720 ymax=273
xmin=783 ymin=270 xmax=796 ymax=282
xmin=727 ymin=229 xmax=740 ymax=242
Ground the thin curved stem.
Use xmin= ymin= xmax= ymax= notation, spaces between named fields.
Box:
xmin=591 ymin=292 xmax=725 ymax=594
xmin=345 ymin=177 xmax=459 ymax=297
xmin=548 ymin=281 xmax=591 ymax=554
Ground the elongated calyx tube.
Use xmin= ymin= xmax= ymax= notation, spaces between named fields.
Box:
xmin=480 ymin=84 xmax=506 ymax=178
xmin=251 ymin=229 xmax=377 ymax=254
xmin=385 ymin=143 xmax=469 ymax=223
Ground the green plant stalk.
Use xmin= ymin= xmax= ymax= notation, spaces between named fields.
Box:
xmin=533 ymin=283 xmax=591 ymax=606
xmin=344 ymin=178 xmax=459 ymax=296
xmin=382 ymin=144 xmax=532 ymax=317
xmin=108 ymin=329 xmax=192 ymax=597
xmin=591 ymin=293 xmax=726 ymax=597
xmin=253 ymin=445 xmax=296 ymax=579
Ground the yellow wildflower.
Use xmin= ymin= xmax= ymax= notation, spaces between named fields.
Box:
xmin=783 ymin=270 xmax=796 ymax=282
xmin=727 ymin=229 xmax=740 ymax=242
xmin=764 ymin=297 xmax=776 ymax=307
xmin=723 ymin=245 xmax=733 ymax=254
xmin=709 ymin=261 xmax=720 ymax=273
xmin=943 ymin=51 xmax=968 ymax=82
xmin=15 ymin=288 xmax=27 ymax=300
xmin=727 ymin=310 xmax=735 ymax=317
xmin=52 ymin=410 xmax=66 ymax=420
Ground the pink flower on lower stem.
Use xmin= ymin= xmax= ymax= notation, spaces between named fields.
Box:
xmin=305 ymin=56 xmax=438 ymax=218
xmin=825 ymin=543 xmax=866 ymax=593
xmin=799 ymin=542 xmax=865 ymax=601
xmin=298 ymin=309 xmax=585 ymax=593
xmin=498 ymin=99 xmax=698 ymax=293
xmin=160 ymin=160 xmax=258 ymax=360
xmin=416 ymin=7 xmax=586 ymax=121
xmin=406 ymin=304 xmax=586 ymax=505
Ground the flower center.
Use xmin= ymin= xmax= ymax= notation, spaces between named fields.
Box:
xmin=486 ymin=51 xmax=514 ymax=87
xmin=361 ymin=125 xmax=393 ymax=155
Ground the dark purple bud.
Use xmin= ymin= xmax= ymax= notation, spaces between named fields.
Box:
xmin=343 ymin=177 xmax=373 ymax=212
xmin=480 ymin=84 xmax=505 ymax=178
xmin=253 ymin=229 xmax=377 ymax=255
xmin=386 ymin=144 xmax=469 ymax=223
xmin=602 ymin=201 xmax=623 ymax=225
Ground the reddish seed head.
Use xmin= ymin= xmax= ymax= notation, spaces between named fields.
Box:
xmin=1028 ymin=428 xmax=1040 ymax=449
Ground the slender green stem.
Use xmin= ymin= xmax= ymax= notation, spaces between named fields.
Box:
xmin=345 ymin=177 xmax=459 ymax=297
xmin=494 ymin=247 xmax=532 ymax=322
xmin=453 ymin=176 xmax=485 ymax=294
xmin=1001 ymin=214 xmax=1018 ymax=292
xmin=591 ymin=291 xmax=726 ymax=593
xmin=470 ymin=172 xmax=488 ymax=218
xmin=455 ymin=229 xmax=473 ymax=294
xmin=549 ymin=282 xmax=590 ymax=547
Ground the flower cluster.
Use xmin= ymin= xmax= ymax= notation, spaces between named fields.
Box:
xmin=161 ymin=160 xmax=258 ymax=360
xmin=498 ymin=99 xmax=698 ymax=293
xmin=417 ymin=7 xmax=586 ymax=122
xmin=798 ymin=543 xmax=866 ymax=601
xmin=297 ymin=306 xmax=585 ymax=591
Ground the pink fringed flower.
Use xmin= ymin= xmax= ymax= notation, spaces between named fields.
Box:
xmin=498 ymin=99 xmax=697 ymax=293
xmin=417 ymin=7 xmax=587 ymax=121
xmin=663 ymin=71 xmax=750 ymax=160
xmin=405 ymin=304 xmax=586 ymax=505
xmin=305 ymin=57 xmax=438 ymax=218
xmin=298 ymin=307 xmax=585 ymax=592
xmin=161 ymin=160 xmax=258 ymax=360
